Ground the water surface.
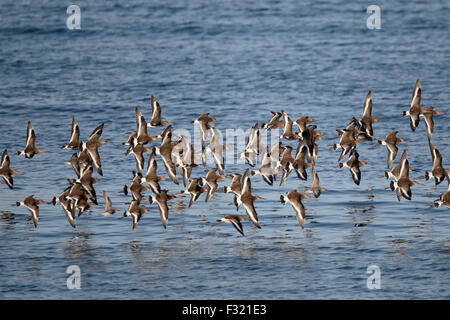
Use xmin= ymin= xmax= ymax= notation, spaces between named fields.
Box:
xmin=0 ymin=0 xmax=450 ymax=299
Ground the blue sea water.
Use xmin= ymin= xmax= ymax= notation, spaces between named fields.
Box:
xmin=0 ymin=0 xmax=450 ymax=299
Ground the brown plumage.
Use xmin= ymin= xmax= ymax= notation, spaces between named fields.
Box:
xmin=202 ymin=168 xmax=225 ymax=202
xmin=333 ymin=123 xmax=361 ymax=161
xmin=294 ymin=116 xmax=315 ymax=134
xmin=155 ymin=125 xmax=179 ymax=185
xmin=425 ymin=141 xmax=447 ymax=185
xmin=390 ymin=150 xmax=419 ymax=201
xmin=238 ymin=169 xmax=262 ymax=229
xmin=377 ymin=131 xmax=407 ymax=169
xmin=421 ymin=106 xmax=443 ymax=141
xmin=353 ymin=91 xmax=380 ymax=139
xmin=280 ymin=190 xmax=309 ymax=229
xmin=149 ymin=190 xmax=176 ymax=229
xmin=142 ymin=147 xmax=165 ymax=196
xmin=306 ymin=167 xmax=324 ymax=198
xmin=13 ymin=195 xmax=46 ymax=228
xmin=86 ymin=123 xmax=108 ymax=176
xmin=101 ymin=191 xmax=117 ymax=216
xmin=125 ymin=136 xmax=151 ymax=174
xmin=135 ymin=108 xmax=158 ymax=144
xmin=183 ymin=178 xmax=207 ymax=208
xmin=123 ymin=200 xmax=148 ymax=230
xmin=191 ymin=113 xmax=216 ymax=153
xmin=61 ymin=117 xmax=81 ymax=150
xmin=262 ymin=111 xmax=284 ymax=130
xmin=434 ymin=191 xmax=450 ymax=209
xmin=224 ymin=173 xmax=243 ymax=211
xmin=402 ymin=79 xmax=423 ymax=131
xmin=279 ymin=110 xmax=299 ymax=140
xmin=216 ymin=215 xmax=246 ymax=236
xmin=52 ymin=189 xmax=76 ymax=228
xmin=336 ymin=149 xmax=369 ymax=186
xmin=0 ymin=149 xmax=21 ymax=189
xmin=278 ymin=146 xmax=295 ymax=186
xmin=17 ymin=121 xmax=45 ymax=158
xmin=148 ymin=96 xmax=171 ymax=127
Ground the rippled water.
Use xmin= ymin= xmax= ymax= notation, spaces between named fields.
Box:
xmin=1 ymin=0 xmax=450 ymax=299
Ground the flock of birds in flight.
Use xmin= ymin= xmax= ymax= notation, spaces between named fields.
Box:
xmin=0 ymin=80 xmax=449 ymax=236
